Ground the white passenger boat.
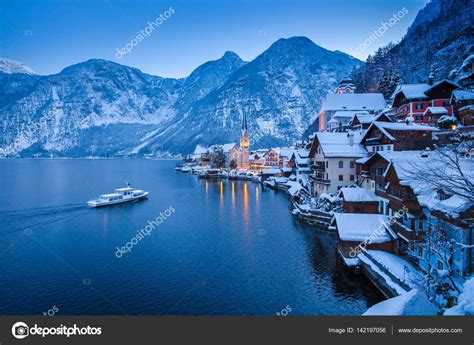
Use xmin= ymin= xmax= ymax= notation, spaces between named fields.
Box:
xmin=87 ymin=186 xmax=149 ymax=207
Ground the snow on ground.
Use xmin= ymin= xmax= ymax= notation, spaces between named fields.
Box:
xmin=367 ymin=250 xmax=423 ymax=288
xmin=444 ymin=277 xmax=474 ymax=315
xmin=363 ymin=289 xmax=437 ymax=316
xmin=359 ymin=253 xmax=408 ymax=296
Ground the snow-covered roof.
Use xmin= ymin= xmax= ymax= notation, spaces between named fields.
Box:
xmin=374 ymin=121 xmax=437 ymax=132
xmin=333 ymin=110 xmax=369 ymax=119
xmin=355 ymin=156 xmax=371 ymax=164
xmin=362 ymin=121 xmax=437 ymax=143
xmin=339 ymin=187 xmax=378 ymax=202
xmin=459 ymin=104 xmax=474 ymax=112
xmin=363 ymin=289 xmax=437 ymax=316
xmin=315 ymin=132 xmax=367 ymax=158
xmin=392 ymin=83 xmax=430 ymax=100
xmin=261 ymin=168 xmax=281 ymax=174
xmin=222 ymin=143 xmax=237 ymax=153
xmin=353 ymin=114 xmax=377 ymax=124
xmin=423 ymin=106 xmax=448 ymax=115
xmin=384 ymin=150 xmax=474 ymax=217
xmin=249 ymin=153 xmax=263 ymax=160
xmin=452 ymin=89 xmax=474 ymax=101
xmin=334 ymin=213 xmax=393 ymax=243
xmin=279 ymin=147 xmax=296 ymax=159
xmin=320 ymin=93 xmax=386 ymax=112
xmin=438 ymin=115 xmax=457 ymax=123
xmin=425 ymin=79 xmax=460 ymax=93
xmin=288 ymin=182 xmax=303 ymax=196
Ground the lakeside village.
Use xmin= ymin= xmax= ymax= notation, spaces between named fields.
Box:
xmin=175 ymin=53 xmax=474 ymax=316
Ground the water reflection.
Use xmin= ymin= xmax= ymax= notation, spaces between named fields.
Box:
xmin=243 ymin=182 xmax=249 ymax=221
xmin=219 ymin=181 xmax=224 ymax=210
xmin=231 ymin=182 xmax=235 ymax=209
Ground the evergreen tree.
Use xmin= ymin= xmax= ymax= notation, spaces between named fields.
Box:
xmin=212 ymin=146 xmax=226 ymax=169
xmin=378 ymin=71 xmax=401 ymax=99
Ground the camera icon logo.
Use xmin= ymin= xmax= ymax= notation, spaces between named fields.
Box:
xmin=12 ymin=322 xmax=29 ymax=339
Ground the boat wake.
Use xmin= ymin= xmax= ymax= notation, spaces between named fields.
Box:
xmin=0 ymin=203 xmax=91 ymax=237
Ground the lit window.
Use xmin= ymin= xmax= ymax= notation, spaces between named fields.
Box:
xmin=338 ymin=161 xmax=343 ymax=168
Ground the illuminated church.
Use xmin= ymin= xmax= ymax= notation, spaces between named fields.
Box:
xmin=237 ymin=112 xmax=250 ymax=169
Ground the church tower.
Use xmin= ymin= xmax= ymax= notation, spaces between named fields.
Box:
xmin=238 ymin=113 xmax=250 ymax=169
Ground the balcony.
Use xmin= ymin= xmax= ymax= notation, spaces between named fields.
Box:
xmin=311 ymin=160 xmax=325 ymax=172
xmin=310 ymin=174 xmax=330 ymax=184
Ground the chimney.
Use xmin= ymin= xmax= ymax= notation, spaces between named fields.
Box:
xmin=348 ymin=132 xmax=354 ymax=146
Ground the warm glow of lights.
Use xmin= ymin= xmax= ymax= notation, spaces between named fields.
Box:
xmin=231 ymin=182 xmax=235 ymax=208
xmin=451 ymin=124 xmax=457 ymax=130
xmin=219 ymin=181 xmax=224 ymax=209
xmin=243 ymin=183 xmax=249 ymax=220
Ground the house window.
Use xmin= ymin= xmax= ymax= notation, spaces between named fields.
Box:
xmin=380 ymin=146 xmax=384 ymax=151
xmin=443 ymin=101 xmax=449 ymax=107
xmin=325 ymin=161 xmax=328 ymax=168
xmin=376 ymin=168 xmax=383 ymax=176
xmin=350 ymin=175 xmax=354 ymax=181
xmin=415 ymin=103 xmax=423 ymax=110
xmin=416 ymin=115 xmax=422 ymax=121
xmin=387 ymin=145 xmax=391 ymax=151
xmin=338 ymin=161 xmax=343 ymax=168
xmin=372 ymin=147 xmax=376 ymax=152
xmin=338 ymin=175 xmax=343 ymax=181
xmin=350 ymin=161 xmax=354 ymax=168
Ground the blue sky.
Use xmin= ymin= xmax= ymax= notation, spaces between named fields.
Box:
xmin=0 ymin=0 xmax=429 ymax=77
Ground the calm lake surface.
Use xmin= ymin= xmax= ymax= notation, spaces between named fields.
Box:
xmin=0 ymin=159 xmax=383 ymax=315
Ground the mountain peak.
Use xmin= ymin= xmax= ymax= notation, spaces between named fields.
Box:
xmin=0 ymin=58 xmax=36 ymax=75
xmin=222 ymin=51 xmax=242 ymax=61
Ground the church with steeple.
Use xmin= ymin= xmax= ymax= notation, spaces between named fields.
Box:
xmin=237 ymin=112 xmax=250 ymax=169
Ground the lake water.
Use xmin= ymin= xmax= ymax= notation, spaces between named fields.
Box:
xmin=0 ymin=159 xmax=383 ymax=315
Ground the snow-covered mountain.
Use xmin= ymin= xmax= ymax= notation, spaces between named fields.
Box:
xmin=0 ymin=58 xmax=36 ymax=75
xmin=352 ymin=0 xmax=474 ymax=90
xmin=142 ymin=37 xmax=361 ymax=154
xmin=0 ymin=37 xmax=361 ymax=157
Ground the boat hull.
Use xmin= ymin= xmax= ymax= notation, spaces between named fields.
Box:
xmin=88 ymin=192 xmax=149 ymax=208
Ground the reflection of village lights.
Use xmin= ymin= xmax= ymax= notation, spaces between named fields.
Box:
xmin=220 ymin=181 xmax=224 ymax=208
xmin=451 ymin=124 xmax=457 ymax=130
xmin=231 ymin=182 xmax=235 ymax=208
xmin=243 ymin=183 xmax=249 ymax=219
xmin=255 ymin=186 xmax=259 ymax=202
